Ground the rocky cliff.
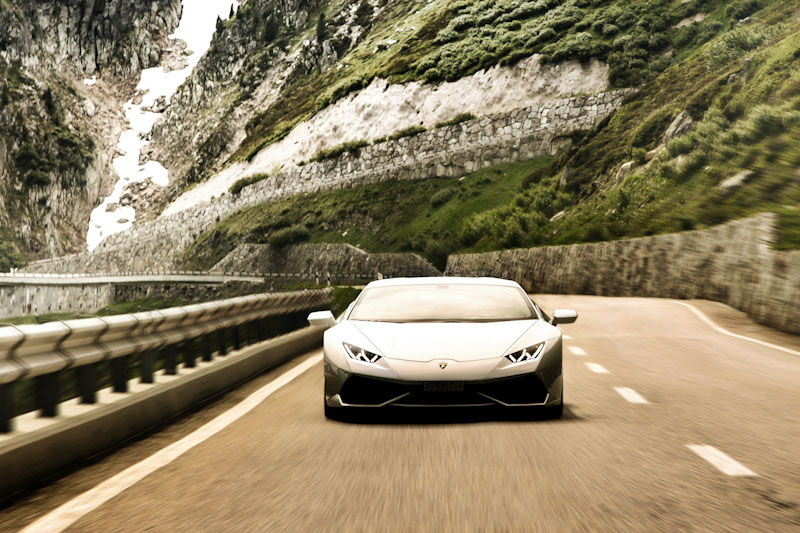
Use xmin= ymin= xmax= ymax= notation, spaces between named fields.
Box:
xmin=148 ymin=0 xmax=362 ymax=217
xmin=0 ymin=0 xmax=181 ymax=267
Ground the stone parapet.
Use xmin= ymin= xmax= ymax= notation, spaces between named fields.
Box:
xmin=445 ymin=214 xmax=800 ymax=334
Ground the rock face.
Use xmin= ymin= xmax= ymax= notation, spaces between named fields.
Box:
xmin=663 ymin=110 xmax=694 ymax=143
xmin=0 ymin=0 xmax=181 ymax=263
xmin=445 ymin=214 xmax=800 ymax=335
xmin=719 ymin=170 xmax=754 ymax=195
xmin=148 ymin=0 xmax=341 ymax=211
xmin=1 ymin=0 xmax=181 ymax=78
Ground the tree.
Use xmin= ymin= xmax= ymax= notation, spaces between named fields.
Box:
xmin=316 ymin=13 xmax=326 ymax=43
xmin=229 ymin=4 xmax=235 ymax=19
xmin=262 ymin=16 xmax=279 ymax=42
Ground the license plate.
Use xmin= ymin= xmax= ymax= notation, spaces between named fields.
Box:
xmin=424 ymin=382 xmax=465 ymax=392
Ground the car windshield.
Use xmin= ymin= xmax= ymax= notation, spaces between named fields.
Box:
xmin=348 ymin=284 xmax=538 ymax=322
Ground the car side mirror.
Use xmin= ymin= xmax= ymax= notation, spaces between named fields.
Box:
xmin=308 ymin=310 xmax=336 ymax=328
xmin=551 ymin=309 xmax=578 ymax=326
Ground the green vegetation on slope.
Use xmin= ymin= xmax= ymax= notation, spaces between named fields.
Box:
xmin=183 ymin=157 xmax=553 ymax=271
xmin=534 ymin=0 xmax=800 ymax=247
xmin=231 ymin=0 xmax=753 ymax=165
xmin=184 ymin=0 xmax=799 ymax=268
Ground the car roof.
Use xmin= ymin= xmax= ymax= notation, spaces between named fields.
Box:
xmin=363 ymin=277 xmax=523 ymax=289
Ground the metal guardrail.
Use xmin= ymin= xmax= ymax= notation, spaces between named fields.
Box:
xmin=2 ymin=271 xmax=386 ymax=280
xmin=0 ymin=289 xmax=332 ymax=433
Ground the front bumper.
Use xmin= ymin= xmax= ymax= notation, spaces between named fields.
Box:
xmin=325 ymin=364 xmax=563 ymax=408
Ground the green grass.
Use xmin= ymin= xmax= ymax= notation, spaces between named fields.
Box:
xmin=182 ymin=157 xmax=553 ymax=271
xmin=435 ymin=113 xmax=476 ymax=128
xmin=776 ymin=209 xmax=800 ymax=250
xmin=331 ymin=286 xmax=362 ymax=316
xmin=308 ymin=139 xmax=370 ymax=163
xmin=229 ymin=173 xmax=270 ymax=195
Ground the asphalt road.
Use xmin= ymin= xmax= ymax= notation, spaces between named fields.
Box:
xmin=2 ymin=296 xmax=799 ymax=532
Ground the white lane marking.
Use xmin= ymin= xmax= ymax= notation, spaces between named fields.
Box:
xmin=569 ymin=346 xmax=586 ymax=356
xmin=686 ymin=444 xmax=758 ymax=477
xmin=586 ymin=362 xmax=609 ymax=374
xmin=614 ymin=387 xmax=649 ymax=404
xmin=22 ymin=353 xmax=324 ymax=533
xmin=562 ymin=334 xmax=572 ymax=340
xmin=672 ymin=301 xmax=800 ymax=357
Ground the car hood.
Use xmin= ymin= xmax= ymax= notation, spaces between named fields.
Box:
xmin=350 ymin=320 xmax=537 ymax=362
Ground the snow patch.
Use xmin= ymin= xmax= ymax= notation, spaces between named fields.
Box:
xmin=86 ymin=0 xmax=238 ymax=251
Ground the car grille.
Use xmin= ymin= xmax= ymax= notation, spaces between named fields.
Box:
xmin=338 ymin=373 xmax=549 ymax=406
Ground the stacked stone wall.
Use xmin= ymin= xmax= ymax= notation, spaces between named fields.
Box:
xmin=446 ymin=214 xmax=800 ymax=334
xmin=0 ymin=284 xmax=115 ymax=319
xmin=24 ymin=90 xmax=633 ymax=274
xmin=212 ymin=243 xmax=441 ymax=284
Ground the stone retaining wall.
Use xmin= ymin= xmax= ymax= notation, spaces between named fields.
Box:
xmin=212 ymin=243 xmax=441 ymax=283
xmin=445 ymin=214 xmax=800 ymax=334
xmin=0 ymin=281 xmax=267 ymax=320
xmin=24 ymin=90 xmax=633 ymax=274
xmin=0 ymin=284 xmax=115 ymax=319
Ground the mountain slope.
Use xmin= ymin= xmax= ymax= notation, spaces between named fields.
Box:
xmin=0 ymin=0 xmax=181 ymax=267
xmin=176 ymin=0 xmax=800 ymax=270
xmin=147 ymin=0 xmax=738 ymax=218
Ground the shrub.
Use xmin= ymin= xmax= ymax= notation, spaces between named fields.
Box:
xmin=229 ymin=173 xmax=269 ymax=195
xmin=435 ymin=113 xmax=476 ymax=128
xmin=726 ymin=0 xmax=761 ymax=21
xmin=316 ymin=13 xmax=326 ymax=43
xmin=542 ymin=32 xmax=609 ymax=63
xmin=601 ymin=24 xmax=620 ymax=37
xmin=631 ymin=147 xmax=647 ymax=164
xmin=0 ymin=240 xmax=22 ymax=272
xmin=261 ymin=17 xmax=279 ymax=42
xmin=354 ymin=1 xmax=374 ymax=27
xmin=631 ymin=108 xmax=674 ymax=148
xmin=23 ymin=170 xmax=51 ymax=187
xmin=667 ymin=135 xmax=695 ymax=157
xmin=430 ymin=188 xmax=456 ymax=208
xmin=310 ymin=140 xmax=370 ymax=162
xmin=388 ymin=125 xmax=426 ymax=141
xmin=707 ymin=27 xmax=767 ymax=70
xmin=617 ymin=189 xmax=629 ymax=212
xmin=268 ymin=225 xmax=309 ymax=247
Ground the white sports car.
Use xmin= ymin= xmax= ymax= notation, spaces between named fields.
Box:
xmin=308 ymin=277 xmax=577 ymax=419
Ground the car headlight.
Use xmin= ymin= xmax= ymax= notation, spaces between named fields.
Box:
xmin=505 ymin=342 xmax=545 ymax=363
xmin=343 ymin=342 xmax=382 ymax=363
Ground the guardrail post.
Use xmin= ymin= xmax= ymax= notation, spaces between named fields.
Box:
xmin=217 ymin=329 xmax=228 ymax=356
xmin=0 ymin=383 xmax=12 ymax=433
xmin=184 ymin=339 xmax=196 ymax=368
xmin=247 ymin=321 xmax=258 ymax=346
xmin=111 ymin=356 xmax=129 ymax=393
xmin=77 ymin=364 xmax=98 ymax=404
xmin=140 ymin=351 xmax=155 ymax=384
xmin=37 ymin=372 xmax=60 ymax=417
xmin=202 ymin=334 xmax=213 ymax=362
xmin=165 ymin=343 xmax=178 ymax=375
xmin=232 ymin=326 xmax=241 ymax=352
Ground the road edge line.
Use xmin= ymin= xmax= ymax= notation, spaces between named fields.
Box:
xmin=671 ymin=301 xmax=800 ymax=357
xmin=20 ymin=353 xmax=323 ymax=533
